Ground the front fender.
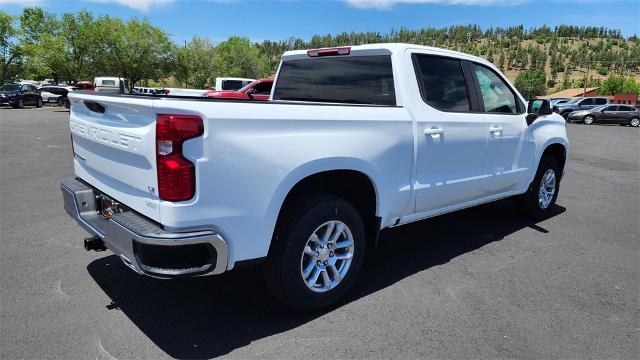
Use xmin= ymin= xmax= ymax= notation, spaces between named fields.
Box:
xmin=526 ymin=113 xmax=569 ymax=185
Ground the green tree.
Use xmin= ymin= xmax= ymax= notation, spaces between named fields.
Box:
xmin=213 ymin=36 xmax=269 ymax=79
xmin=599 ymin=76 xmax=625 ymax=94
xmin=514 ymin=69 xmax=546 ymax=98
xmin=98 ymin=17 xmax=175 ymax=88
xmin=173 ymin=37 xmax=215 ymax=88
xmin=0 ymin=11 xmax=22 ymax=83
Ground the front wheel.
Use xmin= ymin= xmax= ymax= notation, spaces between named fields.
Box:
xmin=630 ymin=117 xmax=639 ymax=127
xmin=264 ymin=194 xmax=365 ymax=311
xmin=521 ymin=157 xmax=561 ymax=219
xmin=36 ymin=98 xmax=43 ymax=108
xmin=583 ymin=115 xmax=594 ymax=125
xmin=17 ymin=98 xmax=24 ymax=109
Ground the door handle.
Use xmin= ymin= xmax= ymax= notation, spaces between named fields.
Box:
xmin=489 ymin=126 xmax=503 ymax=135
xmin=424 ymin=128 xmax=444 ymax=136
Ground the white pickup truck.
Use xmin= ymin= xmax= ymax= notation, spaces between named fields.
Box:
xmin=61 ymin=43 xmax=568 ymax=310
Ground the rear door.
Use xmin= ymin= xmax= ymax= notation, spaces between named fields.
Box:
xmin=411 ymin=53 xmax=489 ymax=212
xmin=469 ymin=62 xmax=535 ymax=193
xmin=615 ymin=105 xmax=635 ymax=123
xmin=68 ymin=94 xmax=161 ymax=220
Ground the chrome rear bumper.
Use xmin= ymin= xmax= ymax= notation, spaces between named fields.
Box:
xmin=61 ymin=178 xmax=228 ymax=278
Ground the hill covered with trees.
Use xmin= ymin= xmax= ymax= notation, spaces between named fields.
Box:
xmin=2 ymin=8 xmax=639 ymax=97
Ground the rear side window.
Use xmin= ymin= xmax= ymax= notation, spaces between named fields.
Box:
xmin=274 ymin=55 xmax=396 ymax=105
xmin=412 ymin=54 xmax=470 ymax=112
xmin=595 ymin=98 xmax=608 ymax=105
xmin=222 ymin=80 xmax=244 ymax=91
xmin=101 ymin=80 xmax=116 ymax=86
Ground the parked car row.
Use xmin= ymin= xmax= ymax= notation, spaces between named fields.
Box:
xmin=553 ymin=96 xmax=639 ymax=127
xmin=0 ymin=84 xmax=43 ymax=109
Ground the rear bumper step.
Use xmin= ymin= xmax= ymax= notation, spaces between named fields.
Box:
xmin=61 ymin=178 xmax=228 ymax=278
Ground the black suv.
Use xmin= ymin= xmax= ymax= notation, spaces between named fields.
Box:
xmin=553 ymin=97 xmax=609 ymax=119
xmin=0 ymin=84 xmax=43 ymax=109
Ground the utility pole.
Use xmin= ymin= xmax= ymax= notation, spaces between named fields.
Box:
xmin=583 ymin=60 xmax=590 ymax=97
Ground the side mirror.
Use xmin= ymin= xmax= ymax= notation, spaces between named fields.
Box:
xmin=526 ymin=99 xmax=553 ymax=125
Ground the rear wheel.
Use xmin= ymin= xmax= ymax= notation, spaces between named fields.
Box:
xmin=520 ymin=157 xmax=561 ymax=219
xmin=583 ymin=115 xmax=594 ymax=125
xmin=17 ymin=98 xmax=24 ymax=109
xmin=630 ymin=117 xmax=639 ymax=127
xmin=36 ymin=98 xmax=43 ymax=108
xmin=56 ymin=97 xmax=63 ymax=106
xmin=264 ymin=194 xmax=365 ymax=311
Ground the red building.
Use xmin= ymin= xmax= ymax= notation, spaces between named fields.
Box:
xmin=608 ymin=93 xmax=638 ymax=106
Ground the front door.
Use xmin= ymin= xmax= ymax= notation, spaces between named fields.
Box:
xmin=469 ymin=63 xmax=535 ymax=193
xmin=411 ymin=53 xmax=489 ymax=213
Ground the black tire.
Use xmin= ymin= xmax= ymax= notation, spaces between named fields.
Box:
xmin=629 ymin=117 xmax=639 ymax=127
xmin=57 ymin=97 xmax=63 ymax=106
xmin=561 ymin=111 xmax=570 ymax=120
xmin=521 ymin=157 xmax=561 ymax=219
xmin=36 ymin=97 xmax=43 ymax=108
xmin=17 ymin=98 xmax=24 ymax=109
xmin=264 ymin=194 xmax=366 ymax=311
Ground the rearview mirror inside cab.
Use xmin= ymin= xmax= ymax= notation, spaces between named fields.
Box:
xmin=526 ymin=99 xmax=553 ymax=125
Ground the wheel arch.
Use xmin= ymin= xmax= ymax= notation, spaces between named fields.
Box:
xmin=539 ymin=142 xmax=568 ymax=180
xmin=265 ymin=158 xmax=381 ymax=252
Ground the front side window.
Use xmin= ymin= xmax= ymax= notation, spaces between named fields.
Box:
xmin=580 ymin=98 xmax=594 ymax=106
xmin=472 ymin=63 xmax=519 ymax=114
xmin=274 ymin=55 xmax=396 ymax=105
xmin=254 ymin=82 xmax=272 ymax=95
xmin=413 ymin=54 xmax=470 ymax=112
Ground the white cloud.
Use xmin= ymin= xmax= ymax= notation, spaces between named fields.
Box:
xmin=86 ymin=0 xmax=175 ymax=12
xmin=0 ymin=0 xmax=45 ymax=6
xmin=345 ymin=0 xmax=525 ymax=9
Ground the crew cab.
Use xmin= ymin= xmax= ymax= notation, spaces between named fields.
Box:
xmin=203 ymin=79 xmax=273 ymax=100
xmin=61 ymin=44 xmax=569 ymax=311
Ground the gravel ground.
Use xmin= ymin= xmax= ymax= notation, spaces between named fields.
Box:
xmin=1 ymin=106 xmax=638 ymax=359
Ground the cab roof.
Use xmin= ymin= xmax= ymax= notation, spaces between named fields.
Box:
xmin=282 ymin=43 xmax=490 ymax=66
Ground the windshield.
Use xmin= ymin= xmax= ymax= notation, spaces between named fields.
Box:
xmin=1 ymin=84 xmax=20 ymax=91
xmin=565 ymin=98 xmax=582 ymax=104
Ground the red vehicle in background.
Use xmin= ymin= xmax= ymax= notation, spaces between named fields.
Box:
xmin=75 ymin=81 xmax=95 ymax=91
xmin=203 ymin=79 xmax=273 ymax=100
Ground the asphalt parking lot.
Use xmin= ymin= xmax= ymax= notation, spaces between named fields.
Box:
xmin=1 ymin=106 xmax=638 ymax=359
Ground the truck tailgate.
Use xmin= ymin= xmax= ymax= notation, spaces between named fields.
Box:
xmin=68 ymin=93 xmax=161 ymax=221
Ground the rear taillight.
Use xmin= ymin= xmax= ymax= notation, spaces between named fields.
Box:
xmin=156 ymin=114 xmax=204 ymax=201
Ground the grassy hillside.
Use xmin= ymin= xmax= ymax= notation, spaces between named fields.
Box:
xmin=256 ymin=25 xmax=640 ymax=94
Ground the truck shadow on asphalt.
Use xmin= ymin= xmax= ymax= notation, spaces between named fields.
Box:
xmin=87 ymin=199 xmax=565 ymax=359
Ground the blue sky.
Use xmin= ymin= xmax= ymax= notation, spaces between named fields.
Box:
xmin=1 ymin=0 xmax=639 ymax=44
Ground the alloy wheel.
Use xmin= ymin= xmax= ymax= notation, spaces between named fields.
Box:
xmin=538 ymin=169 xmax=556 ymax=209
xmin=300 ymin=220 xmax=354 ymax=293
